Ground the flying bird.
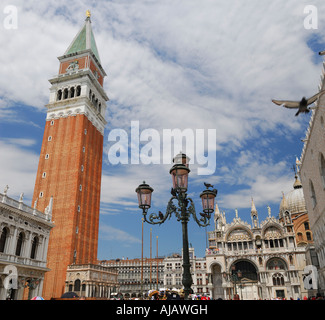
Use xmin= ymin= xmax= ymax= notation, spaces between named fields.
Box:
xmin=272 ymin=90 xmax=325 ymax=116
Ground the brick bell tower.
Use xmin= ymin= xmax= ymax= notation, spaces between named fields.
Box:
xmin=32 ymin=11 xmax=108 ymax=299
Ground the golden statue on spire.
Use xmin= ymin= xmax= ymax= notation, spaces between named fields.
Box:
xmin=86 ymin=10 xmax=91 ymax=18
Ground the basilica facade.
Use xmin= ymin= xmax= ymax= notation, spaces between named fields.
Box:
xmin=206 ymin=176 xmax=311 ymax=300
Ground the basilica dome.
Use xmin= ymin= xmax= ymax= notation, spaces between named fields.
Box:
xmin=279 ymin=175 xmax=307 ymax=214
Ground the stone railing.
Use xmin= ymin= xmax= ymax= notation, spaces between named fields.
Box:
xmin=0 ymin=193 xmax=50 ymax=221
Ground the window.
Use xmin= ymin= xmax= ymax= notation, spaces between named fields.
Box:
xmin=79 ymin=185 xmax=82 ymax=191
xmin=57 ymin=90 xmax=62 ymax=101
xmin=70 ymin=87 xmax=75 ymax=98
xmin=78 ymin=205 xmax=80 ymax=212
xmin=319 ymin=153 xmax=325 ymax=188
xmin=63 ymin=88 xmax=69 ymax=99
xmin=76 ymin=85 xmax=81 ymax=97
xmin=50 ymin=120 xmax=54 ymax=126
xmin=0 ymin=227 xmax=8 ymax=253
xmin=74 ymin=279 xmax=81 ymax=292
xmin=304 ymin=222 xmax=310 ymax=230
xmin=266 ymin=258 xmax=287 ymax=270
xmin=272 ymin=273 xmax=285 ymax=286
xmin=48 ymin=136 xmax=52 ymax=141
xmin=42 ymin=172 xmax=46 ymax=178
xmin=30 ymin=236 xmax=38 ymax=259
xmin=84 ymin=129 xmax=87 ymax=135
xmin=39 ymin=192 xmax=43 ymax=198
xmin=306 ymin=232 xmax=312 ymax=241
xmin=15 ymin=232 xmax=24 ymax=256
xmin=83 ymin=146 xmax=85 ymax=153
xmin=45 ymin=154 xmax=49 ymax=159
xmin=81 ymin=165 xmax=84 ymax=172
xmin=309 ymin=179 xmax=317 ymax=208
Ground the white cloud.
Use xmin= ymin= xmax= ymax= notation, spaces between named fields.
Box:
xmin=1 ymin=1 xmax=324 ymax=254
xmin=4 ymin=138 xmax=37 ymax=147
xmin=217 ymin=150 xmax=294 ymax=209
xmin=99 ymin=223 xmax=141 ymax=244
xmin=0 ymin=140 xmax=39 ymax=201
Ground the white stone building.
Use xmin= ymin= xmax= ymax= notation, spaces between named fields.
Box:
xmin=163 ymin=248 xmax=209 ymax=296
xmin=100 ymin=257 xmax=164 ymax=298
xmin=0 ymin=187 xmax=54 ymax=299
xmin=299 ymin=55 xmax=325 ymax=296
xmin=65 ymin=263 xmax=119 ymax=299
xmin=206 ymin=200 xmax=308 ymax=300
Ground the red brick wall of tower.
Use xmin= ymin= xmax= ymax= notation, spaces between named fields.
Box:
xmin=32 ymin=114 xmax=103 ymax=299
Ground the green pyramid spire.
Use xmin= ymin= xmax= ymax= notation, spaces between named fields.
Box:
xmin=65 ymin=16 xmax=101 ymax=63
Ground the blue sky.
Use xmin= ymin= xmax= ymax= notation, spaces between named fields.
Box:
xmin=1 ymin=1 xmax=325 ymax=260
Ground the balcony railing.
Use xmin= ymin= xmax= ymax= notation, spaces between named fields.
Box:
xmin=0 ymin=252 xmax=47 ymax=269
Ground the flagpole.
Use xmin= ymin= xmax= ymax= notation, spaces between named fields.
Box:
xmin=141 ymin=218 xmax=144 ymax=298
xmin=156 ymin=236 xmax=159 ymax=291
xmin=150 ymin=228 xmax=152 ymax=290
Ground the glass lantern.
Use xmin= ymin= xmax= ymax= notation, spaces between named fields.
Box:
xmin=135 ymin=181 xmax=154 ymax=209
xmin=169 ymin=164 xmax=190 ymax=191
xmin=200 ymin=188 xmax=217 ymax=214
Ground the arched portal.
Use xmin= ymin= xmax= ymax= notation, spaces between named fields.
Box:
xmin=230 ymin=260 xmax=259 ymax=300
xmin=231 ymin=260 xmax=258 ymax=281
xmin=211 ymin=264 xmax=223 ymax=299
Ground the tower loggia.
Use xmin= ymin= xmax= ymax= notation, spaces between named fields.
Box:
xmin=32 ymin=12 xmax=108 ymax=299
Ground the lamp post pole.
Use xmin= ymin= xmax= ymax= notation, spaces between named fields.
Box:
xmin=136 ymin=153 xmax=218 ymax=300
xmin=141 ymin=218 xmax=144 ymax=298
xmin=180 ymin=203 xmax=192 ymax=298
xmin=231 ymin=265 xmax=242 ymax=300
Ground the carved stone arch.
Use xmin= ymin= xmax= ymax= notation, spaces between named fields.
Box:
xmin=261 ymin=222 xmax=284 ymax=239
xmin=70 ymin=86 xmax=75 ymax=98
xmin=76 ymin=85 xmax=81 ymax=97
xmin=57 ymin=89 xmax=62 ymax=101
xmin=0 ymin=225 xmax=9 ymax=253
xmin=63 ymin=88 xmax=69 ymax=100
xmin=74 ymin=279 xmax=81 ymax=292
xmin=265 ymin=257 xmax=288 ymax=271
xmin=230 ymin=258 xmax=259 ymax=281
xmin=225 ymin=226 xmax=253 ymax=242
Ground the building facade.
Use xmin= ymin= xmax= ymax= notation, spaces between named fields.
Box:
xmin=101 ymin=251 xmax=209 ymax=298
xmin=65 ymin=264 xmax=118 ymax=299
xmin=279 ymin=174 xmax=314 ymax=248
xmin=0 ymin=188 xmax=53 ymax=300
xmin=163 ymin=249 xmax=209 ymax=296
xmin=32 ymin=13 xmax=108 ymax=299
xmin=100 ymin=258 xmax=164 ymax=298
xmin=299 ymin=55 xmax=325 ymax=296
xmin=206 ymin=197 xmax=309 ymax=300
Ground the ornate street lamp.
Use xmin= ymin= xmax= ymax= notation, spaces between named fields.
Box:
xmin=231 ymin=265 xmax=242 ymax=299
xmin=136 ymin=152 xmax=217 ymax=299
